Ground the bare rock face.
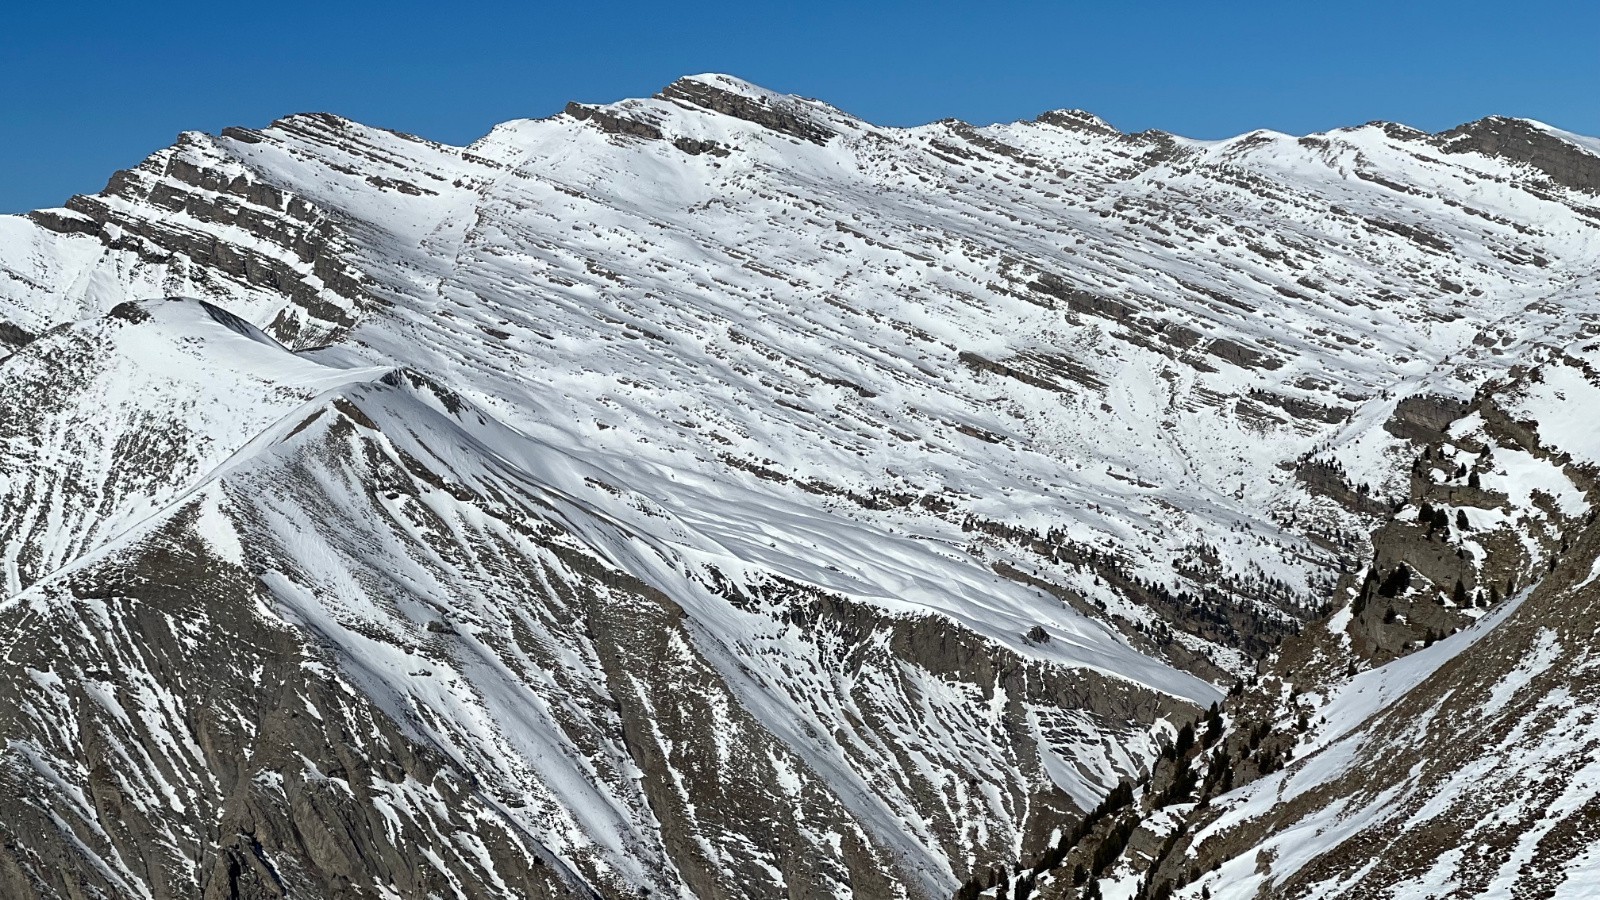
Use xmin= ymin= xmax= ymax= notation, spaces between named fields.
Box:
xmin=564 ymin=101 xmax=666 ymax=141
xmin=0 ymin=512 xmax=575 ymax=900
xmin=28 ymin=129 xmax=369 ymax=350
xmin=1032 ymin=109 xmax=1122 ymax=137
xmin=1437 ymin=115 xmax=1600 ymax=194
xmin=656 ymin=75 xmax=838 ymax=145
xmin=0 ymin=321 xmax=32 ymax=356
xmin=2 ymin=77 xmax=1600 ymax=899
xmin=1383 ymin=393 xmax=1469 ymax=443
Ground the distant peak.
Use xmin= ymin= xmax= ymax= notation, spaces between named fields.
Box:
xmin=667 ymin=73 xmax=782 ymax=100
xmin=1435 ymin=115 xmax=1600 ymax=193
xmin=248 ymin=112 xmax=436 ymax=149
xmin=267 ymin=111 xmax=358 ymax=132
xmin=1033 ymin=108 xmax=1121 ymax=137
xmin=1441 ymin=113 xmax=1525 ymax=131
xmin=1431 ymin=114 xmax=1578 ymax=147
xmin=656 ymin=74 xmax=838 ymax=145
xmin=214 ymin=112 xmax=356 ymax=148
xmin=1359 ymin=121 xmax=1429 ymax=142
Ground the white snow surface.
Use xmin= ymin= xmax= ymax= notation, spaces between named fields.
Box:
xmin=3 ymin=75 xmax=1600 ymax=897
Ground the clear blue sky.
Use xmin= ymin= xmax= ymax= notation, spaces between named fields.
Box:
xmin=3 ymin=0 xmax=1595 ymax=213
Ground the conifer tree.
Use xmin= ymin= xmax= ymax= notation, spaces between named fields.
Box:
xmin=1204 ymin=703 xmax=1224 ymax=745
xmin=1175 ymin=722 xmax=1195 ymax=757
xmin=1378 ymin=564 xmax=1411 ymax=598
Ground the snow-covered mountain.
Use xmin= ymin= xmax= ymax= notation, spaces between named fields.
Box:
xmin=1 ymin=74 xmax=1598 ymax=899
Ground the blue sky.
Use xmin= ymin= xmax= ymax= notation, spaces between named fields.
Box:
xmin=3 ymin=0 xmax=1595 ymax=213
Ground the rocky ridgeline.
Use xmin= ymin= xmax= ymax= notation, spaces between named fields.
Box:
xmin=24 ymin=125 xmax=370 ymax=349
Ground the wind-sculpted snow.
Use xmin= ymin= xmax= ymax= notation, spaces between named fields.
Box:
xmin=0 ymin=298 xmax=389 ymax=597
xmin=1 ymin=75 xmax=1600 ymax=899
xmin=0 ymin=300 xmax=1208 ymax=897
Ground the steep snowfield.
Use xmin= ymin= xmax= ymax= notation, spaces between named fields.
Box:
xmin=0 ymin=298 xmax=390 ymax=596
xmin=0 ymin=299 xmax=1212 ymax=898
xmin=2 ymin=75 xmax=1600 ymax=898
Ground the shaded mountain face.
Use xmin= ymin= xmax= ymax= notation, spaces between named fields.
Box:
xmin=0 ymin=75 xmax=1598 ymax=899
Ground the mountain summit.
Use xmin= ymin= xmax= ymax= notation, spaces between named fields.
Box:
xmin=2 ymin=77 xmax=1599 ymax=899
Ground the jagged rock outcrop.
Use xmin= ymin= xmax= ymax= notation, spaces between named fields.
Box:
xmin=1437 ymin=115 xmax=1600 ymax=194
xmin=656 ymin=75 xmax=837 ymax=145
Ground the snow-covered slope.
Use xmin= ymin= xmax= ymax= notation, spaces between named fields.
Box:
xmin=2 ymin=75 xmax=1599 ymax=899
xmin=1133 ymin=320 xmax=1600 ymax=900
xmin=1002 ymin=274 xmax=1600 ymax=899
xmin=0 ymin=298 xmax=1207 ymax=899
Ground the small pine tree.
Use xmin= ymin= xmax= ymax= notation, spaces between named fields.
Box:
xmin=1175 ymin=722 xmax=1196 ymax=757
xmin=1378 ymin=564 xmax=1411 ymax=598
xmin=1453 ymin=579 xmax=1468 ymax=606
xmin=1417 ymin=501 xmax=1436 ymax=525
xmin=1469 ymin=470 xmax=1481 ymax=489
xmin=1432 ymin=507 xmax=1450 ymax=530
xmin=1204 ymin=703 xmax=1224 ymax=745
xmin=1457 ymin=510 xmax=1470 ymax=530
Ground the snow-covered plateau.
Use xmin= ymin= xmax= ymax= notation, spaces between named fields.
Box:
xmin=1 ymin=74 xmax=1599 ymax=899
